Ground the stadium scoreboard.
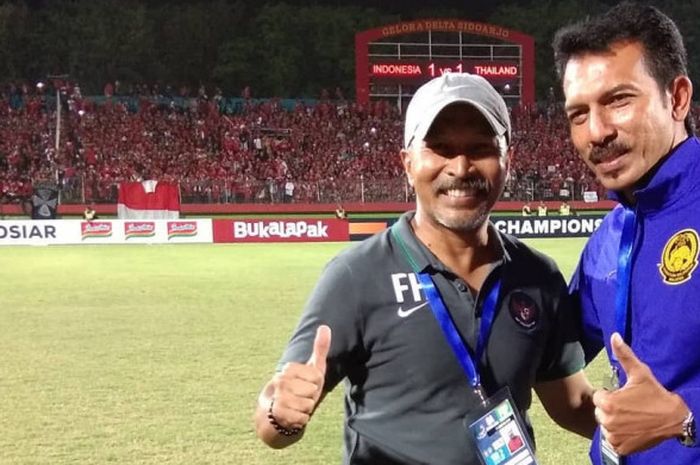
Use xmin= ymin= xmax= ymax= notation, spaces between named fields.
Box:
xmin=369 ymin=60 xmax=519 ymax=82
xmin=355 ymin=19 xmax=535 ymax=108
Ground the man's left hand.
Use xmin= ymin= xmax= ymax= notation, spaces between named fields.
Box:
xmin=593 ymin=332 xmax=689 ymax=455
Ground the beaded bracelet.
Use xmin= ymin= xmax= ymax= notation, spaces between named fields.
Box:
xmin=267 ymin=399 xmax=303 ymax=437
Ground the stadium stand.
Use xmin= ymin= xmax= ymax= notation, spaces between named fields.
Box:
xmin=0 ymin=82 xmax=635 ymax=205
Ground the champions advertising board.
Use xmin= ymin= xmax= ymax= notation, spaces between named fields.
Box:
xmin=212 ymin=219 xmax=349 ymax=243
xmin=0 ymin=220 xmax=213 ymax=245
xmin=492 ymin=215 xmax=605 ymax=238
xmin=347 ymin=215 xmax=605 ymax=240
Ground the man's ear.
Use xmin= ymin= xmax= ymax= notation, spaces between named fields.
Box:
xmin=670 ymin=75 xmax=693 ymax=123
xmin=400 ymin=148 xmax=414 ymax=187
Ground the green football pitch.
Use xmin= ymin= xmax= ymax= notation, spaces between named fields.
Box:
xmin=0 ymin=239 xmax=606 ymax=464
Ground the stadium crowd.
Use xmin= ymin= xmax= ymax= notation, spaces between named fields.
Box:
xmin=0 ymin=81 xmax=607 ymax=204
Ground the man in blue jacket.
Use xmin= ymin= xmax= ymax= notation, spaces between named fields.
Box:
xmin=554 ymin=2 xmax=699 ymax=464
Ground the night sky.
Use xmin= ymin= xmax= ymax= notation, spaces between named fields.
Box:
xmin=21 ymin=0 xmax=630 ymax=19
xmin=20 ymin=0 xmax=542 ymax=19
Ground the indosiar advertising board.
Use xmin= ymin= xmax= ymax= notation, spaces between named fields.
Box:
xmin=0 ymin=220 xmax=213 ymax=245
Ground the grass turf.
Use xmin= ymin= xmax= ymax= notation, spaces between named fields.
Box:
xmin=0 ymin=239 xmax=605 ymax=464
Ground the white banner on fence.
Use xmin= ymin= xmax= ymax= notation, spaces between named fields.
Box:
xmin=0 ymin=219 xmax=213 ymax=246
xmin=583 ymin=191 xmax=599 ymax=203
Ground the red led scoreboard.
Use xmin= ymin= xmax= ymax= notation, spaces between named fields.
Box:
xmin=369 ymin=61 xmax=520 ymax=81
xmin=355 ymin=19 xmax=535 ymax=107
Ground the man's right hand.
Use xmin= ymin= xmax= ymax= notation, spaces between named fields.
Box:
xmin=264 ymin=325 xmax=332 ymax=431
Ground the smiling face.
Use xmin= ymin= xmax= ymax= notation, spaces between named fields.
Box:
xmin=401 ymin=102 xmax=509 ymax=234
xmin=562 ymin=40 xmax=691 ymax=200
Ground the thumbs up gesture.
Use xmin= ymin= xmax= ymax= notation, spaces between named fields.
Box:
xmin=592 ymin=333 xmax=689 ymax=455
xmin=268 ymin=325 xmax=332 ymax=431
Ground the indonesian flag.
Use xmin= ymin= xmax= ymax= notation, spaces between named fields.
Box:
xmin=117 ymin=181 xmax=180 ymax=219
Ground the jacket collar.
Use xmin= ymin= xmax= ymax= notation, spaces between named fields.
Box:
xmin=608 ymin=136 xmax=700 ymax=214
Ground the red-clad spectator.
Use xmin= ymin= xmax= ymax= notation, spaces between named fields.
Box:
xmin=104 ymin=81 xmax=114 ymax=97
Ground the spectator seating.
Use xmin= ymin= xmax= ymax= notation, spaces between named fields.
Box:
xmin=0 ymin=85 xmax=625 ymax=204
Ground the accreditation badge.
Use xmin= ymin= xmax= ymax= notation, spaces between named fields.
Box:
xmin=600 ymin=366 xmax=622 ymax=465
xmin=600 ymin=436 xmax=621 ymax=465
xmin=464 ymin=387 xmax=538 ymax=465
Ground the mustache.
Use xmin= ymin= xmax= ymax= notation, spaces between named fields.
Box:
xmin=589 ymin=141 xmax=631 ymax=164
xmin=435 ymin=176 xmax=489 ymax=193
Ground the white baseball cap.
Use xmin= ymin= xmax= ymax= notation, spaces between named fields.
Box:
xmin=403 ymin=73 xmax=511 ymax=149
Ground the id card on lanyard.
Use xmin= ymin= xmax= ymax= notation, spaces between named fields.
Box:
xmin=393 ymin=228 xmax=539 ymax=465
xmin=463 ymin=388 xmax=539 ymax=465
xmin=602 ymin=206 xmax=638 ymax=465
